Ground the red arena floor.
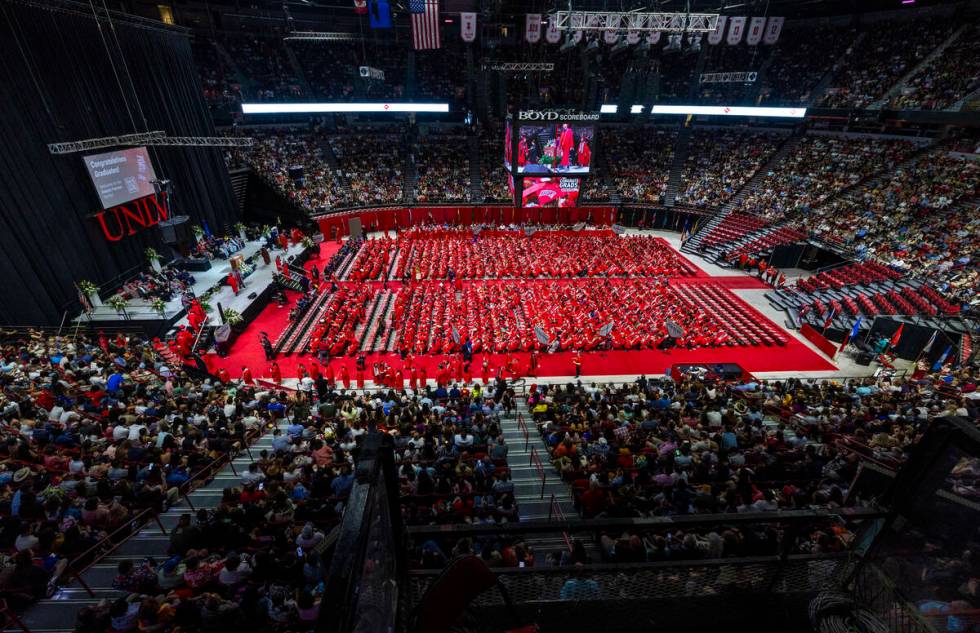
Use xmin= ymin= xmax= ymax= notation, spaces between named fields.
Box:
xmin=205 ymin=231 xmax=836 ymax=383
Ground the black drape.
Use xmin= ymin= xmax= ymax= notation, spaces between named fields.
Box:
xmin=0 ymin=0 xmax=238 ymax=325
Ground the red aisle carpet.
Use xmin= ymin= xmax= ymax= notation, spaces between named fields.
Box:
xmin=202 ymin=237 xmax=835 ymax=382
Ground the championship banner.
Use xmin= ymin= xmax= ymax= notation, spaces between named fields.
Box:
xmin=525 ymin=13 xmax=542 ymax=43
xmin=707 ymin=15 xmax=726 ymax=45
xmin=746 ymin=16 xmax=766 ymax=45
xmin=603 ymin=14 xmax=619 ymax=44
xmin=646 ymin=30 xmax=661 ymax=45
xmin=763 ymin=16 xmax=784 ymax=45
xmin=626 ymin=28 xmax=641 ymax=44
xmin=545 ymin=17 xmax=561 ymax=43
xmin=460 ymin=12 xmax=476 ymax=42
xmin=727 ymin=16 xmax=746 ymax=45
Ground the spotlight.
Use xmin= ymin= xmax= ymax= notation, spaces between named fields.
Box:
xmin=663 ymin=33 xmax=682 ymax=54
xmin=560 ymin=34 xmax=577 ymax=52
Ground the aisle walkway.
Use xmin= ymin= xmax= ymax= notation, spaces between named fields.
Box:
xmin=10 ymin=425 xmax=280 ymax=633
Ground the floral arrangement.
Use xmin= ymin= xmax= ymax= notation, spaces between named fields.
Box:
xmin=78 ymin=280 xmax=98 ymax=296
xmin=223 ymin=308 xmax=243 ymax=326
xmin=150 ymin=297 xmax=167 ymax=315
xmin=234 ymin=222 xmax=247 ymax=235
xmin=145 ymin=247 xmax=160 ymax=262
xmin=192 ymin=225 xmax=205 ymax=239
xmin=107 ymin=294 xmax=129 ymax=312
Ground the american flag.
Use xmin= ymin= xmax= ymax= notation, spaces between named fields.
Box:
xmin=410 ymin=0 xmax=440 ymax=50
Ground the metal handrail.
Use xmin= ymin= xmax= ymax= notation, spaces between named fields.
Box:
xmin=516 ymin=413 xmax=530 ymax=452
xmin=547 ymin=494 xmax=572 ymax=553
xmin=529 ymin=447 xmax=546 ymax=499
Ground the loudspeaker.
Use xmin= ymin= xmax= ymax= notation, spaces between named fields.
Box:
xmin=247 ymin=292 xmax=257 ymax=300
xmin=348 ymin=217 xmax=363 ymax=239
xmin=288 ymin=165 xmax=304 ymax=180
xmin=158 ymin=215 xmax=191 ymax=244
xmin=855 ymin=352 xmax=874 ymax=366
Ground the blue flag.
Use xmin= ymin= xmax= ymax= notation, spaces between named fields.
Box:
xmin=369 ymin=0 xmax=391 ymax=28
xmin=932 ymin=345 xmax=952 ymax=371
xmin=849 ymin=317 xmax=862 ymax=340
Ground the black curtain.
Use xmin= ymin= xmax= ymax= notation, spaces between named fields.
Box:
xmin=0 ymin=0 xmax=239 ymax=325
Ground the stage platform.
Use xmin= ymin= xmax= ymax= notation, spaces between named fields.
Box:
xmin=73 ymin=238 xmax=308 ymax=332
xmin=196 ymin=228 xmax=877 ymax=387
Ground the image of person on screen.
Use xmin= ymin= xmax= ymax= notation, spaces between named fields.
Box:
xmin=558 ymin=124 xmax=575 ymax=170
xmin=526 ymin=138 xmax=539 ymax=166
xmin=577 ymin=138 xmax=591 ymax=168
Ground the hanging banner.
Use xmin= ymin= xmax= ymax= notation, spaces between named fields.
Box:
xmin=727 ymin=16 xmax=746 ymax=45
xmin=646 ymin=31 xmax=661 ymax=45
xmin=707 ymin=15 xmax=726 ymax=45
xmin=460 ymin=11 xmax=476 ymax=42
xmin=545 ymin=17 xmax=561 ymax=43
xmin=353 ymin=0 xmax=367 ymax=15
xmin=746 ymin=16 xmax=766 ymax=45
xmin=604 ymin=14 xmax=619 ymax=44
xmin=626 ymin=29 xmax=640 ymax=45
xmin=763 ymin=16 xmax=784 ymax=45
xmin=525 ymin=13 xmax=542 ymax=43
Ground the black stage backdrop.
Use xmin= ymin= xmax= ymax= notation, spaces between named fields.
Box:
xmin=0 ymin=0 xmax=238 ymax=325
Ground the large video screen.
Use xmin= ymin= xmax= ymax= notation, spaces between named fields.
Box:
xmin=83 ymin=147 xmax=158 ymax=209
xmin=521 ymin=176 xmax=580 ymax=208
xmin=516 ymin=124 xmax=593 ymax=175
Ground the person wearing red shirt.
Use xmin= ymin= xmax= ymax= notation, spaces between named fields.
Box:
xmin=341 ymin=365 xmax=351 ymax=390
xmin=577 ymin=138 xmax=591 ymax=167
xmin=227 ymin=273 xmax=239 ymax=296
xmin=558 ymin=124 xmax=575 ymax=169
xmin=572 ymin=351 xmax=582 ymax=379
xmin=269 ymin=362 xmax=282 ymax=384
xmin=241 ymin=366 xmax=253 ymax=385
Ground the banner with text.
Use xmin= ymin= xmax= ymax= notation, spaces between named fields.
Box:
xmin=460 ymin=12 xmax=476 ymax=41
xmin=746 ymin=16 xmax=766 ymax=45
xmin=727 ymin=16 xmax=746 ymax=45
xmin=525 ymin=13 xmax=541 ymax=43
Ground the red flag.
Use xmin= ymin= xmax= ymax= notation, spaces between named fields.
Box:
xmin=353 ymin=0 xmax=367 ymax=14
xmin=889 ymin=323 xmax=904 ymax=348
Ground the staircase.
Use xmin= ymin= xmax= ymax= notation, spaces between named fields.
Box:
xmin=403 ymin=127 xmax=418 ymax=205
xmin=277 ymin=289 xmax=334 ymax=355
xmin=228 ymin=168 xmax=249 ymax=212
xmin=679 ymin=211 xmax=729 ymax=254
xmin=274 ymin=272 xmax=304 ymax=292
xmin=663 ymin=126 xmax=692 ymax=207
xmin=358 ymin=290 xmax=393 ymax=351
xmin=334 ymin=245 xmax=362 ymax=281
xmin=870 ymin=24 xmax=969 ymax=110
xmin=467 ymin=134 xmax=482 ymax=202
xmin=14 ymin=424 xmax=279 ymax=633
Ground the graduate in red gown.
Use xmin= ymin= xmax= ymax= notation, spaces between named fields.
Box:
xmin=309 ymin=362 xmax=321 ymax=382
xmin=241 ymin=366 xmax=254 ymax=385
xmin=453 ymin=357 xmax=463 ymax=384
xmin=481 ymin=358 xmax=491 ymax=385
xmin=270 ymin=362 xmax=282 ymax=384
xmin=98 ymin=331 xmax=110 ymax=357
xmin=419 ymin=366 xmax=428 ymax=388
xmin=176 ymin=326 xmax=193 ymax=358
xmin=558 ymin=124 xmax=575 ymax=168
xmin=356 ymin=367 xmax=364 ymax=389
xmin=325 ymin=363 xmax=335 ymax=386
xmin=394 ymin=368 xmax=404 ymax=390
xmin=341 ymin=365 xmax=351 ymax=390
xmin=409 ymin=367 xmax=418 ymax=390
xmin=529 ymin=350 xmax=539 ymax=377
xmin=216 ymin=367 xmax=231 ymax=383
xmin=227 ymin=273 xmax=240 ymax=296
xmin=278 ymin=231 xmax=289 ymax=251
xmin=463 ymin=363 xmax=472 ymax=385
xmin=577 ymin=138 xmax=591 ymax=167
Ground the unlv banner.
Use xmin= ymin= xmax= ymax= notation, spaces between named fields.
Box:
xmin=603 ymin=14 xmax=619 ymax=44
xmin=727 ymin=16 xmax=746 ymax=45
xmin=525 ymin=13 xmax=542 ymax=43
xmin=460 ymin=12 xmax=476 ymax=42
xmin=645 ymin=30 xmax=660 ymax=45
xmin=626 ymin=29 xmax=640 ymax=44
xmin=545 ymin=17 xmax=561 ymax=43
xmin=763 ymin=16 xmax=784 ymax=44
xmin=707 ymin=15 xmax=726 ymax=45
xmin=746 ymin=16 xmax=766 ymax=45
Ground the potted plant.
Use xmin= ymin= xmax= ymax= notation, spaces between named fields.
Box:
xmin=145 ymin=247 xmax=162 ymax=273
xmin=301 ymin=236 xmax=315 ymax=250
xmin=197 ymin=297 xmax=213 ymax=315
xmin=107 ymin=294 xmax=129 ymax=318
xmin=150 ymin=297 xmax=167 ymax=316
xmin=234 ymin=222 xmax=248 ymax=241
xmin=192 ymin=225 xmax=205 ymax=242
xmin=78 ymin=280 xmax=101 ymax=307
xmin=223 ymin=308 xmax=244 ymax=328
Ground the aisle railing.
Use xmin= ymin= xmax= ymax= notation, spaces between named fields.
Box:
xmin=529 ymin=447 xmax=546 ymax=499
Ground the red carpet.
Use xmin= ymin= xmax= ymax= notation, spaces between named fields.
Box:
xmin=202 ymin=237 xmax=836 ymax=382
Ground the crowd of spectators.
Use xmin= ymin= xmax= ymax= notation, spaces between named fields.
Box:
xmin=529 ymin=368 xmax=978 ymax=521
xmin=889 ymin=22 xmax=980 ymax=111
xmin=414 ymin=133 xmax=471 ymax=203
xmin=117 ymin=269 xmax=197 ymax=303
xmin=479 ymin=125 xmax=511 ymax=202
xmin=697 ymin=44 xmax=771 ymax=106
xmin=760 ymin=25 xmax=857 ymax=106
xmin=821 ymin=18 xmax=953 ymax=109
xmin=220 ymin=36 xmax=304 ymax=102
xmin=191 ymin=37 xmax=242 ymax=112
xmin=798 ymin=150 xmax=979 ymax=309
xmin=231 ymin=128 xmax=350 ymax=211
xmin=600 ymin=127 xmax=676 ymax=204
xmin=330 ymin=132 xmax=404 ymax=206
xmin=736 ymin=135 xmax=918 ymax=220
xmin=676 ymin=129 xmax=784 ymax=208
xmin=0 ymin=329 xmax=260 ymax=611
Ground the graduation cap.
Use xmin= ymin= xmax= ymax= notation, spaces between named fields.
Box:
xmin=666 ymin=320 xmax=684 ymax=339
xmin=599 ymin=321 xmax=615 ymax=337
